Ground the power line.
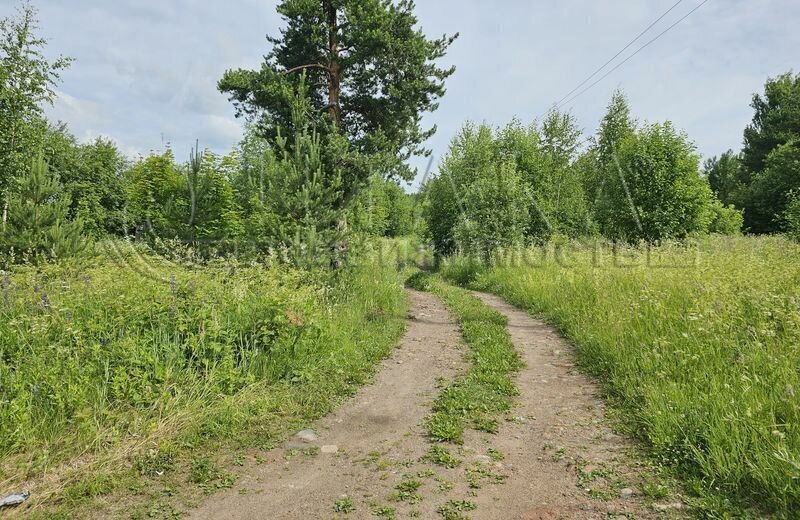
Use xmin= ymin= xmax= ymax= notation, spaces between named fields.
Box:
xmin=558 ymin=0 xmax=711 ymax=110
xmin=553 ymin=0 xmax=685 ymax=109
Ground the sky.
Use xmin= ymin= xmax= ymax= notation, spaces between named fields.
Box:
xmin=1 ymin=0 xmax=798 ymax=190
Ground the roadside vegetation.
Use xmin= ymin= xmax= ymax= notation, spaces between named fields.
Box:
xmin=439 ymin=236 xmax=800 ymax=516
xmin=1 ymin=246 xmax=409 ymax=516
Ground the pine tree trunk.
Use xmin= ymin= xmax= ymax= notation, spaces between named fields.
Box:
xmin=326 ymin=1 xmax=341 ymax=127
xmin=325 ymin=0 xmax=347 ymax=268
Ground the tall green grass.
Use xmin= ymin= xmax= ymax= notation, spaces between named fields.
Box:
xmin=441 ymin=236 xmax=800 ymax=516
xmin=0 ymin=241 xmax=407 ymax=511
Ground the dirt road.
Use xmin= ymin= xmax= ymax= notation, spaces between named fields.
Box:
xmin=188 ymin=289 xmax=681 ymax=519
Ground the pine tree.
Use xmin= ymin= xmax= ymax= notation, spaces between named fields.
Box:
xmin=218 ymin=0 xmax=457 ymax=199
xmin=266 ymin=84 xmax=348 ymax=265
xmin=1 ymin=155 xmax=84 ymax=263
xmin=185 ymin=148 xmax=244 ymax=248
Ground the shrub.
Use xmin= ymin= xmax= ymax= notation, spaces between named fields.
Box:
xmin=708 ymin=199 xmax=744 ymax=235
xmin=784 ymin=190 xmax=800 ymax=241
xmin=597 ymin=122 xmax=715 ymax=242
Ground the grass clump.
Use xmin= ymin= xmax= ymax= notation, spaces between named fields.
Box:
xmin=391 ymin=477 xmax=423 ymax=503
xmin=441 ymin=235 xmax=800 ymax=515
xmin=372 ymin=505 xmax=396 ymax=518
xmin=437 ymin=499 xmax=477 ymax=520
xmin=465 ymin=462 xmax=506 ymax=489
xmin=334 ymin=496 xmax=356 ymax=513
xmin=405 ymin=270 xmax=433 ymax=291
xmin=189 ymin=456 xmax=236 ymax=493
xmin=422 ymin=445 xmax=461 ymax=469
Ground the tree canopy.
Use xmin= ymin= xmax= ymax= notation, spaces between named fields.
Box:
xmin=218 ymin=0 xmax=457 ymax=190
xmin=0 ymin=2 xmax=71 ymax=226
xmin=737 ymin=73 xmax=800 ymax=233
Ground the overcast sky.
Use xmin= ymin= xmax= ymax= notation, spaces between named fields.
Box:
xmin=2 ymin=0 xmax=798 ymax=189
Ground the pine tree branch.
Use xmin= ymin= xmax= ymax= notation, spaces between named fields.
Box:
xmin=280 ymin=63 xmax=331 ymax=76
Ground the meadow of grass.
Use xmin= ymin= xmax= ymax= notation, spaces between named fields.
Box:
xmin=0 ymin=241 xmax=408 ymax=514
xmin=441 ymin=236 xmax=800 ymax=516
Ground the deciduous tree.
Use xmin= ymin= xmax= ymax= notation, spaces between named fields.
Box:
xmin=703 ymin=150 xmax=744 ymax=207
xmin=742 ymin=72 xmax=800 ymax=175
xmin=0 ymin=2 xmax=72 ymax=228
xmin=600 ymin=122 xmax=715 ymax=242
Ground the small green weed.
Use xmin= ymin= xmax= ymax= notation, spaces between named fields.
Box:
xmin=334 ymin=496 xmax=356 ymax=513
xmin=391 ymin=478 xmax=423 ymax=503
xmin=465 ymin=462 xmax=507 ymax=489
xmin=422 ymin=446 xmax=462 ymax=469
xmin=372 ymin=505 xmax=396 ymax=518
xmin=487 ymin=448 xmax=504 ymax=461
xmin=437 ymin=499 xmax=477 ymax=520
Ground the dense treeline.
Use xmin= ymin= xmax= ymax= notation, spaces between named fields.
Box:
xmin=422 ymin=76 xmax=799 ymax=256
xmin=4 ymin=3 xmax=796 ymax=268
xmin=0 ymin=103 xmax=418 ymax=268
xmin=422 ymin=90 xmax=755 ymax=256
xmin=0 ymin=2 xmax=443 ymax=268
xmin=704 ymin=72 xmax=800 ymax=236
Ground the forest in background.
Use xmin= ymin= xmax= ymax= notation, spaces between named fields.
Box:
xmin=2 ymin=3 xmax=800 ymax=266
xmin=423 ymin=81 xmax=800 ymax=258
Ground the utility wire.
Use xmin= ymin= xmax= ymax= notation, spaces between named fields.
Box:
xmin=557 ymin=0 xmax=710 ymax=110
xmin=553 ymin=0 xmax=685 ymax=109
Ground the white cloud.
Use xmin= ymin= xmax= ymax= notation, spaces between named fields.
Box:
xmin=48 ymin=90 xmax=108 ymax=131
xmin=200 ymin=115 xmax=245 ymax=149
